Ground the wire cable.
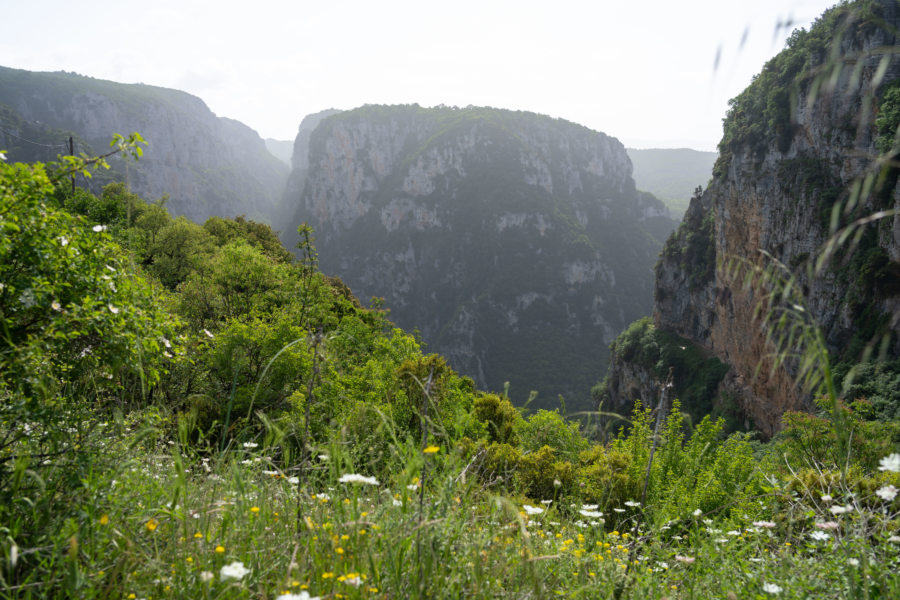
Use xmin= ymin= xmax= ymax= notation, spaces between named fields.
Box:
xmin=0 ymin=124 xmax=69 ymax=149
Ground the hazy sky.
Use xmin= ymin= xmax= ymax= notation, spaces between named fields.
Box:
xmin=2 ymin=0 xmax=838 ymax=151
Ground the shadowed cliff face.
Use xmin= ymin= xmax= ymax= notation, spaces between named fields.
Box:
xmin=608 ymin=0 xmax=900 ymax=437
xmin=0 ymin=66 xmax=288 ymax=224
xmin=282 ymin=105 xmax=675 ymax=411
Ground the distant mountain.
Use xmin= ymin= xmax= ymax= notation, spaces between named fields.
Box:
xmin=265 ymin=138 xmax=293 ymax=165
xmin=0 ymin=66 xmax=288 ymax=224
xmin=626 ymin=148 xmax=717 ymax=217
xmin=282 ymin=105 xmax=676 ymax=411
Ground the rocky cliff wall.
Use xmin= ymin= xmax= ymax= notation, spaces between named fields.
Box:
xmin=608 ymin=0 xmax=900 ymax=436
xmin=283 ymin=105 xmax=675 ymax=410
xmin=0 ymin=67 xmax=288 ymax=224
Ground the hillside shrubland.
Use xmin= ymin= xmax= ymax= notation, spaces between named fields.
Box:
xmin=1 ymin=138 xmax=899 ymax=598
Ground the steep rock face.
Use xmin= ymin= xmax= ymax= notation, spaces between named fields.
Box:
xmin=0 ymin=67 xmax=288 ymax=223
xmin=283 ymin=105 xmax=675 ymax=410
xmin=609 ymin=0 xmax=900 ymax=436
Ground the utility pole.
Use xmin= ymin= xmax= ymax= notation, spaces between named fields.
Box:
xmin=68 ymin=136 xmax=75 ymax=194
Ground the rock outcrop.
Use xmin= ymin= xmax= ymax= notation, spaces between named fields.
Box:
xmin=283 ymin=105 xmax=675 ymax=411
xmin=606 ymin=0 xmax=900 ymax=436
xmin=0 ymin=66 xmax=288 ymax=224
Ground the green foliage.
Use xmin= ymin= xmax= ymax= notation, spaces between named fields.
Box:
xmin=516 ymin=445 xmax=575 ymax=500
xmin=517 ymin=408 xmax=589 ymax=462
xmin=777 ymin=402 xmax=900 ymax=472
xmin=660 ymin=188 xmax=716 ymax=290
xmin=0 ymin=159 xmax=175 ymax=400
xmin=605 ymin=317 xmax=731 ymax=427
xmin=473 ymin=393 xmax=523 ymax=445
xmin=875 ymin=80 xmax=900 ymax=154
xmin=575 ymin=445 xmax=640 ymax=509
xmin=716 ymin=1 xmax=884 ymax=172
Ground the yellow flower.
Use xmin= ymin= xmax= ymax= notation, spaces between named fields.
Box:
xmin=186 ymin=557 xmax=193 ymax=563
xmin=128 ymin=594 xmax=136 ymax=599
xmin=98 ymin=514 xmax=109 ymax=526
xmin=423 ymin=445 xmax=440 ymax=454
xmin=194 ymin=532 xmax=203 ymax=539
xmin=145 ymin=518 xmax=158 ymax=532
xmin=322 ymin=572 xmax=335 ymax=579
xmin=250 ymin=506 xmax=260 ymax=514
xmin=215 ymin=545 xmax=225 ymax=553
xmin=336 ymin=547 xmax=344 ymax=554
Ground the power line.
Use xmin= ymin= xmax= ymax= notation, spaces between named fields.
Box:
xmin=0 ymin=124 xmax=69 ymax=149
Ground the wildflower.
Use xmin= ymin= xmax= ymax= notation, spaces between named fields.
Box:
xmin=423 ymin=445 xmax=440 ymax=454
xmin=613 ymin=508 xmax=625 ymax=513
xmin=243 ymin=442 xmax=259 ymax=449
xmin=820 ymin=494 xmax=833 ymax=502
xmin=541 ymin=499 xmax=553 ymax=505
xmin=200 ymin=571 xmax=214 ymax=582
xmin=848 ymin=558 xmax=860 ymax=567
xmin=753 ymin=521 xmax=776 ymax=528
xmin=674 ymin=555 xmax=695 ymax=564
xmin=250 ymin=506 xmax=260 ymax=513
xmin=553 ymin=479 xmax=562 ymax=488
xmin=889 ymin=536 xmax=900 ymax=543
xmin=579 ymin=509 xmax=603 ymax=518
xmin=220 ymin=561 xmax=250 ymax=580
xmin=692 ymin=509 xmax=702 ymax=517
xmin=523 ymin=505 xmax=544 ymax=515
xmin=624 ymin=501 xmax=641 ymax=507
xmin=338 ymin=473 xmax=379 ymax=485
xmin=809 ymin=531 xmax=830 ymax=541
xmin=99 ymin=514 xmax=109 ymax=526
xmin=762 ymin=583 xmax=783 ymax=594
xmin=582 ymin=504 xmax=598 ymax=510
xmin=0 ymin=151 xmax=5 ymax=161
xmin=215 ymin=545 xmax=225 ymax=553
xmin=203 ymin=328 xmax=214 ymax=338
xmin=814 ymin=521 xmax=839 ymax=530
xmin=108 ymin=304 xmax=119 ymax=314
xmin=876 ymin=485 xmax=898 ymax=502
xmin=830 ymin=505 xmax=853 ymax=515
xmin=145 ymin=518 xmax=158 ymax=532
xmin=288 ymin=476 xmax=300 ymax=484
xmin=92 ymin=224 xmax=106 ymax=232
xmin=879 ymin=453 xmax=900 ymax=473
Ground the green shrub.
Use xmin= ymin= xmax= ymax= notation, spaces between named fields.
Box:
xmin=517 ymin=408 xmax=588 ymax=461
xmin=474 ymin=393 xmax=523 ymax=445
xmin=516 ymin=445 xmax=574 ymax=500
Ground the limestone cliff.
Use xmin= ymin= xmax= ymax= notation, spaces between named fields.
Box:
xmin=0 ymin=66 xmax=288 ymax=224
xmin=282 ymin=105 xmax=675 ymax=411
xmin=606 ymin=0 xmax=900 ymax=436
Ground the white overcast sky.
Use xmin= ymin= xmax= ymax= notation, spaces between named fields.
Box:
xmin=1 ymin=0 xmax=838 ymax=151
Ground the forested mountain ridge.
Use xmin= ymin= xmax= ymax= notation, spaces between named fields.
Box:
xmin=0 ymin=66 xmax=288 ymax=223
xmin=603 ymin=0 xmax=900 ymax=436
xmin=281 ymin=105 xmax=676 ymax=410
